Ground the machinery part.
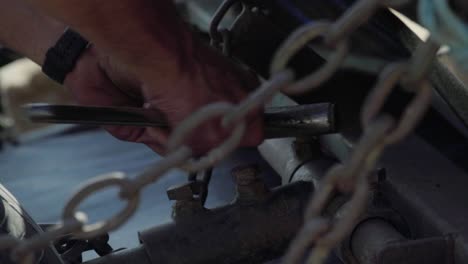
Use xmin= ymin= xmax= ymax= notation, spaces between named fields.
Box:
xmin=83 ymin=245 xmax=150 ymax=264
xmin=166 ymin=182 xmax=197 ymax=201
xmin=167 ymin=169 xmax=213 ymax=220
xmin=259 ymin=137 xmax=337 ymax=185
xmin=84 ymin=181 xmax=312 ymax=264
xmin=55 ymin=233 xmax=114 ymax=264
xmin=263 ymin=103 xmax=335 ymax=138
xmin=23 ymin=103 xmax=336 ymax=139
xmin=139 ymin=181 xmax=311 ymax=264
xmin=232 ymin=164 xmax=270 ymax=203
xmin=350 ymin=218 xmax=453 ymax=264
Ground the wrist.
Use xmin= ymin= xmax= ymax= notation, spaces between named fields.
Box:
xmin=42 ymin=28 xmax=90 ymax=84
xmin=35 ymin=18 xmax=66 ymax=65
xmin=29 ymin=15 xmax=66 ymax=65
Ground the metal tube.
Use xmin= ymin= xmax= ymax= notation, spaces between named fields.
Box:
xmin=258 ymin=138 xmax=303 ymax=184
xmin=259 ymin=137 xmax=337 ymax=185
xmin=24 ymin=103 xmax=335 ymax=139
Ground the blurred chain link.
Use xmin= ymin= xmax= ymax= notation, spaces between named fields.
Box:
xmin=0 ymin=0 xmax=459 ymax=263
xmin=279 ymin=0 xmax=441 ymax=263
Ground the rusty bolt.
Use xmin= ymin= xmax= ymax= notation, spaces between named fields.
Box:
xmin=232 ymin=164 xmax=270 ymax=203
xmin=168 ymin=181 xmax=207 ymax=220
xmin=232 ymin=164 xmax=261 ymax=185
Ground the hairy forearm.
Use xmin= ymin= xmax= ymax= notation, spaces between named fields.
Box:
xmin=24 ymin=0 xmax=195 ymax=73
xmin=0 ymin=0 xmax=65 ymax=64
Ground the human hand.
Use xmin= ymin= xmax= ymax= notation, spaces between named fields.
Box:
xmin=64 ymin=43 xmax=264 ymax=155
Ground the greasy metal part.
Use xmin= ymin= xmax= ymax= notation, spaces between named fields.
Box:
xmin=259 ymin=137 xmax=338 ymax=185
xmin=292 ymin=158 xmax=338 ymax=186
xmin=83 ymin=245 xmax=151 ymax=264
xmin=23 ymin=103 xmax=335 ymax=139
xmin=264 ymin=103 xmax=335 ymax=138
xmin=351 ymin=218 xmax=453 ymax=264
xmin=167 ymin=170 xmax=213 ymax=220
xmin=56 ymin=233 xmax=114 ymax=264
xmin=232 ymin=164 xmax=270 ymax=203
xmin=138 ymin=181 xmax=311 ymax=264
xmin=166 ymin=182 xmax=200 ymax=201
xmin=258 ymin=138 xmax=305 ymax=184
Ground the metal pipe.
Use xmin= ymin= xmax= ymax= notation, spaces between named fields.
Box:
xmin=258 ymin=138 xmax=303 ymax=184
xmin=23 ymin=103 xmax=335 ymax=139
xmin=263 ymin=103 xmax=335 ymax=138
xmin=259 ymin=137 xmax=337 ymax=185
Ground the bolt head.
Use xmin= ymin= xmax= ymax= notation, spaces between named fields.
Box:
xmin=231 ymin=164 xmax=261 ymax=185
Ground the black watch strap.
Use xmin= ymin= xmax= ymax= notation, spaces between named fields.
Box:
xmin=42 ymin=28 xmax=89 ymax=84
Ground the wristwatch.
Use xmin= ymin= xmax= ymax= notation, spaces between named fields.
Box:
xmin=42 ymin=28 xmax=89 ymax=84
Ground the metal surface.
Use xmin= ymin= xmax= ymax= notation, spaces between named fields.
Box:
xmin=56 ymin=233 xmax=113 ymax=263
xmin=351 ymin=218 xmax=453 ymax=264
xmin=259 ymin=137 xmax=337 ymax=185
xmin=24 ymin=103 xmax=335 ymax=139
xmin=264 ymin=103 xmax=335 ymax=138
xmin=83 ymin=246 xmax=151 ymax=264
xmin=83 ymin=181 xmax=311 ymax=264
